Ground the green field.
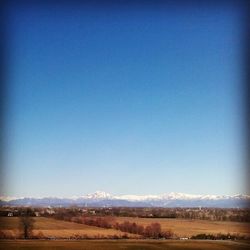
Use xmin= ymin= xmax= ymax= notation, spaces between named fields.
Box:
xmin=0 ymin=240 xmax=249 ymax=250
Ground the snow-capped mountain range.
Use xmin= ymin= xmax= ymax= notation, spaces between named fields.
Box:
xmin=1 ymin=191 xmax=249 ymax=208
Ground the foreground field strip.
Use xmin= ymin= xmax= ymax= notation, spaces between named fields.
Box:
xmin=0 ymin=240 xmax=250 ymax=250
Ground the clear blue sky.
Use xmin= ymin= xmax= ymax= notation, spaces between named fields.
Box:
xmin=3 ymin=1 xmax=246 ymax=197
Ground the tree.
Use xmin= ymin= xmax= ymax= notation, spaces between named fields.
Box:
xmin=19 ymin=210 xmax=35 ymax=239
xmin=143 ymin=223 xmax=162 ymax=238
xmin=150 ymin=223 xmax=161 ymax=238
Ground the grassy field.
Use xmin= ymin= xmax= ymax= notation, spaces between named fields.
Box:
xmin=1 ymin=216 xmax=249 ymax=239
xmin=0 ymin=217 xmax=136 ymax=238
xmin=0 ymin=240 xmax=249 ymax=250
xmin=112 ymin=217 xmax=250 ymax=237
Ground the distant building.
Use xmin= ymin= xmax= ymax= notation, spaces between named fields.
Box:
xmin=46 ymin=209 xmax=55 ymax=215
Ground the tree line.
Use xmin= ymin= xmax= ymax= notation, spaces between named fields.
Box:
xmin=55 ymin=214 xmax=173 ymax=239
xmin=1 ymin=207 xmax=250 ymax=222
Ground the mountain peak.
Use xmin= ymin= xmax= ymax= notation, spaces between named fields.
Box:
xmin=82 ymin=191 xmax=112 ymax=200
xmin=1 ymin=191 xmax=249 ymax=208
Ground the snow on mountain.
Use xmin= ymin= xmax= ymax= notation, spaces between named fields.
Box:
xmin=1 ymin=191 xmax=249 ymax=207
xmin=115 ymin=194 xmax=160 ymax=201
xmin=113 ymin=192 xmax=248 ymax=201
xmin=80 ymin=191 xmax=113 ymax=200
xmin=159 ymin=192 xmax=201 ymax=200
xmin=0 ymin=196 xmax=21 ymax=202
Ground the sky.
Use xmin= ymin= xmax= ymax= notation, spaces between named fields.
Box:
xmin=2 ymin=1 xmax=247 ymax=197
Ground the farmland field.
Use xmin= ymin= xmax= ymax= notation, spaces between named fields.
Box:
xmin=0 ymin=240 xmax=250 ymax=250
xmin=0 ymin=217 xmax=136 ymax=238
xmin=112 ymin=217 xmax=250 ymax=237
xmin=1 ymin=216 xmax=249 ymax=239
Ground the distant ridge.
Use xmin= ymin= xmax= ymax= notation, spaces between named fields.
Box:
xmin=1 ymin=191 xmax=249 ymax=208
